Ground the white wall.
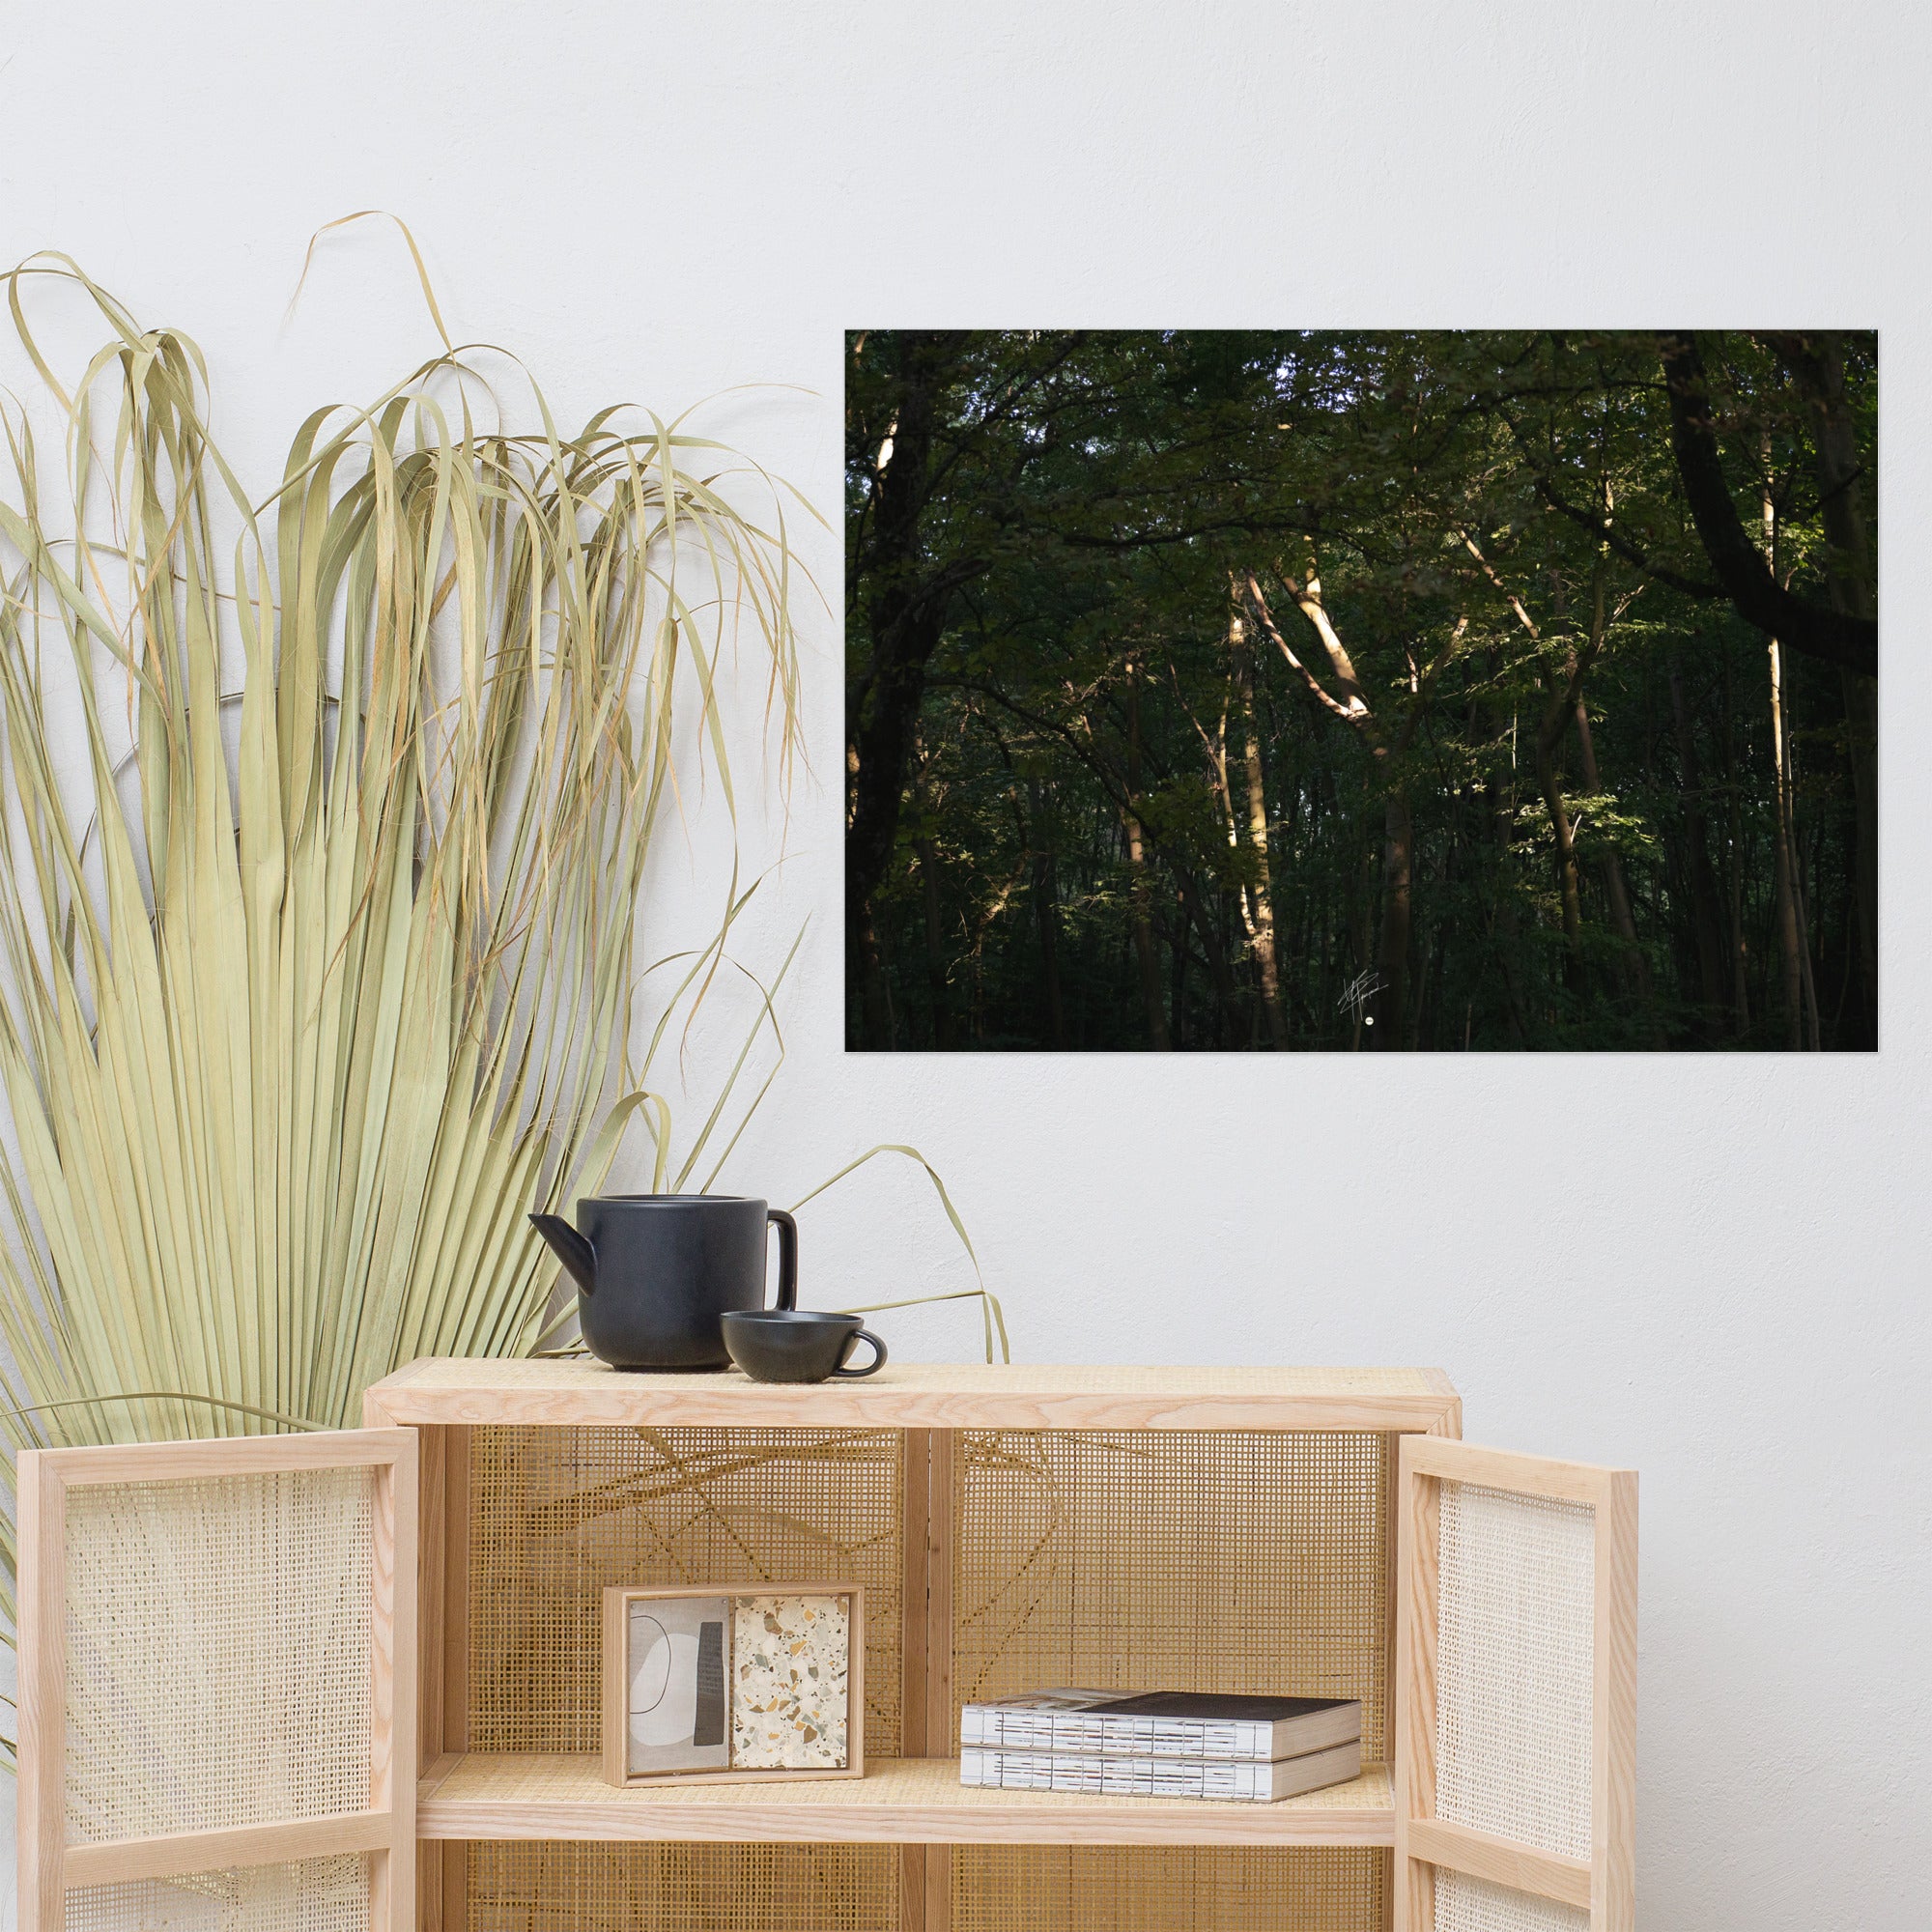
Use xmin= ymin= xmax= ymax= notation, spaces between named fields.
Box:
xmin=5 ymin=2 xmax=1929 ymax=1925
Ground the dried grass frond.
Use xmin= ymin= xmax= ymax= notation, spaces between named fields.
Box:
xmin=0 ymin=253 xmax=810 ymax=1758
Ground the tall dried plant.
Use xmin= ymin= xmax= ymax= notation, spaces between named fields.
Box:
xmin=0 ymin=249 xmax=830 ymax=1763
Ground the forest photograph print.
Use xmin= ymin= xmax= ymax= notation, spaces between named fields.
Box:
xmin=845 ymin=330 xmax=1877 ymax=1052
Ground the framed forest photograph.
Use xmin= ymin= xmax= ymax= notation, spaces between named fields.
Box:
xmin=844 ymin=330 xmax=1877 ymax=1052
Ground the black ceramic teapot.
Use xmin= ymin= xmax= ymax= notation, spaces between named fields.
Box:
xmin=529 ymin=1194 xmax=797 ymax=1371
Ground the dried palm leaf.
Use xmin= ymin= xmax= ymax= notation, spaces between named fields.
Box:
xmin=0 ymin=251 xmax=820 ymax=1763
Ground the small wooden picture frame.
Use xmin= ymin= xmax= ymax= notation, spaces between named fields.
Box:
xmin=602 ymin=1583 xmax=866 ymax=1787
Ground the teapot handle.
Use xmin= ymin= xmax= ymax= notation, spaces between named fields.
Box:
xmin=767 ymin=1208 xmax=798 ymax=1310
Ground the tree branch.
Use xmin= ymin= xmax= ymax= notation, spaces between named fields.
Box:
xmin=1241 ymin=570 xmax=1373 ymax=728
xmin=1658 ymin=330 xmax=1877 ymax=679
xmin=1396 ymin=616 xmax=1469 ymax=755
xmin=1513 ymin=454 xmax=1726 ymax=601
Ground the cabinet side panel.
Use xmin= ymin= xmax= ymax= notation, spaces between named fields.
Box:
xmin=901 ymin=1431 xmax=932 ymax=1932
xmin=901 ymin=1431 xmax=933 ymax=1759
xmin=17 ymin=1455 xmax=65 ymax=1932
xmin=921 ymin=1433 xmax=955 ymax=1932
xmin=1394 ymin=1459 xmax=1440 ymax=1932
xmin=417 ymin=1842 xmax=465 ymax=1932
xmin=414 ymin=1427 xmax=469 ymax=1932
xmin=413 ymin=1426 xmax=454 ymax=1775
xmin=1593 ymin=1473 xmax=1638 ymax=1932
xmin=414 ymin=1426 xmax=447 ymax=1774
xmin=925 ymin=1431 xmax=954 ymax=1761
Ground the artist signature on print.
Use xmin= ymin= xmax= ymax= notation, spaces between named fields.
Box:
xmin=1337 ymin=970 xmax=1386 ymax=1025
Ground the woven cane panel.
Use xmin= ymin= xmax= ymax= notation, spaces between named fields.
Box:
xmin=63 ymin=1470 xmax=375 ymax=1842
xmin=952 ymin=1846 xmax=1387 ymax=1932
xmin=1433 ymin=1870 xmax=1589 ymax=1932
xmin=466 ymin=1841 xmax=897 ymax=1932
xmin=63 ymin=1856 xmax=370 ymax=1932
xmin=469 ymin=1426 xmax=902 ymax=1756
xmin=1435 ymin=1481 xmax=1595 ymax=1861
xmin=953 ymin=1431 xmax=1392 ymax=1758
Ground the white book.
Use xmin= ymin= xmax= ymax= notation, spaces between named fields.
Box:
xmin=959 ymin=1689 xmax=1361 ymax=1762
xmin=958 ymin=1737 xmax=1364 ymax=1804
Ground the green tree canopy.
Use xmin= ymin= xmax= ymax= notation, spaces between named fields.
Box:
xmin=846 ymin=329 xmax=1876 ymax=1052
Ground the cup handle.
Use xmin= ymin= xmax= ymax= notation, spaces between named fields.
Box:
xmin=832 ymin=1328 xmax=887 ymax=1378
xmin=767 ymin=1208 xmax=798 ymax=1311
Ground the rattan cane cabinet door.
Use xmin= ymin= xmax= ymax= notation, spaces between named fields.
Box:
xmin=16 ymin=1430 xmax=417 ymax=1932
xmin=1394 ymin=1439 xmax=1636 ymax=1932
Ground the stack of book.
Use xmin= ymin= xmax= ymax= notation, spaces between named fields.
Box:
xmin=958 ymin=1688 xmax=1362 ymax=1804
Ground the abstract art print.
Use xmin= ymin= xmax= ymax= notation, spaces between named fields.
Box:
xmin=845 ymin=330 xmax=1876 ymax=1051
xmin=623 ymin=1593 xmax=731 ymax=1776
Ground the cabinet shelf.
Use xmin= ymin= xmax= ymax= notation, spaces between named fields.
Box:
xmin=415 ymin=1752 xmax=1395 ymax=1848
xmin=367 ymin=1356 xmax=1463 ymax=1434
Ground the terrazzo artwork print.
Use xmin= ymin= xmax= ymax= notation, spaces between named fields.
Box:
xmin=730 ymin=1594 xmax=852 ymax=1770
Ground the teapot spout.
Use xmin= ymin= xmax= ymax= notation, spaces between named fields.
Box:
xmin=529 ymin=1212 xmax=598 ymax=1296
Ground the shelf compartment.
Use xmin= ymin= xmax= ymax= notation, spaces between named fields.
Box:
xmin=952 ymin=1843 xmax=1389 ymax=1932
xmin=952 ymin=1428 xmax=1394 ymax=1761
xmin=464 ymin=1424 xmax=907 ymax=1758
xmin=416 ymin=1754 xmax=1394 ymax=1848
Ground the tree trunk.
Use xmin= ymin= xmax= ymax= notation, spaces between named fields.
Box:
xmin=1495 ymin=552 xmax=1605 ymax=1008
xmin=1534 ymin=717 xmax=1585 ymax=972
xmin=1769 ymin=637 xmax=1805 ymax=1050
xmin=847 ymin=333 xmax=957 ymax=1049
xmin=1233 ymin=609 xmax=1288 ymax=1048
xmin=1345 ymin=830 xmax=1374 ymax=1050
xmin=1238 ymin=565 xmax=1422 ymax=1047
xmin=1182 ymin=873 xmax=1244 ymax=1043
xmin=1373 ymin=768 xmax=1412 ymax=1048
xmin=1480 ymin=759 xmax=1532 ymax=1046
xmin=1170 ymin=890 xmax=1188 ymax=1047
xmin=1720 ymin=656 xmax=1750 ymax=1037
xmin=1839 ymin=670 xmax=1877 ymax=1034
xmin=1123 ymin=656 xmax=1172 ymax=1049
xmin=1668 ymin=657 xmax=1731 ymax=1033
xmin=916 ymin=830 xmax=953 ymax=1049
xmin=1027 ymin=776 xmax=1066 ymax=1047
xmin=1759 ymin=454 xmax=1816 ymax=1051
xmin=908 ymin=736 xmax=955 ymax=1049
xmin=1571 ymin=688 xmax=1657 ymax=1030
xmin=852 ymin=893 xmax=894 ymax=1048
xmin=1786 ymin=732 xmax=1823 ymax=1053
xmin=1532 ymin=659 xmax=1586 ymax=1004
xmin=1764 ymin=332 xmax=1878 ymax=1033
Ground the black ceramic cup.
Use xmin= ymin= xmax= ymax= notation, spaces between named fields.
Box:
xmin=720 ymin=1310 xmax=888 ymax=1384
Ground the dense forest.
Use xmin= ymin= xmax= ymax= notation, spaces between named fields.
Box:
xmin=845 ymin=331 xmax=1877 ymax=1051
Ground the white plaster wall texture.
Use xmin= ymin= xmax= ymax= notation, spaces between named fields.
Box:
xmin=1 ymin=2 xmax=1927 ymax=1926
